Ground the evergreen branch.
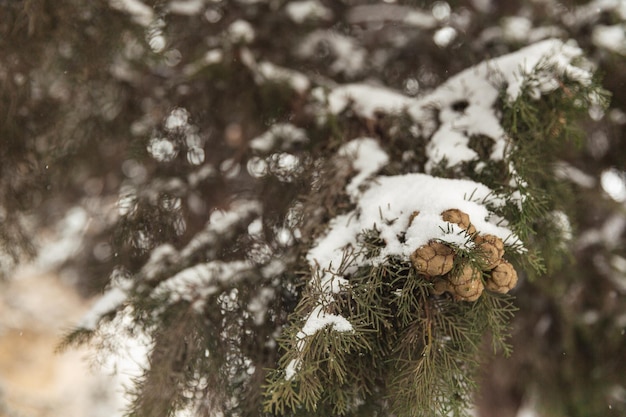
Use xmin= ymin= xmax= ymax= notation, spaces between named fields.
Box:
xmin=56 ymin=327 xmax=96 ymax=353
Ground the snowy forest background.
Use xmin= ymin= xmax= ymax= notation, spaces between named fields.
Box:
xmin=1 ymin=0 xmax=626 ymax=416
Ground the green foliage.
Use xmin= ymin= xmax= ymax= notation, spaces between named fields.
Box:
xmin=56 ymin=327 xmax=96 ymax=353
xmin=495 ymin=63 xmax=611 ymax=277
xmin=264 ymin=232 xmax=517 ymax=416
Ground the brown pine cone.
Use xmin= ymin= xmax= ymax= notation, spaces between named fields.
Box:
xmin=474 ymin=234 xmax=505 ymax=270
xmin=449 ymin=264 xmax=484 ymax=301
xmin=411 ymin=241 xmax=455 ymax=277
xmin=441 ymin=208 xmax=476 ymax=235
xmin=454 ymin=277 xmax=484 ymax=301
xmin=448 ymin=264 xmax=481 ymax=286
xmin=431 ymin=278 xmax=451 ymax=295
xmin=485 ymin=260 xmax=518 ymax=293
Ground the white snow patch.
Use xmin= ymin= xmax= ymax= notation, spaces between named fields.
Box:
xmin=117 ymin=184 xmax=137 ymax=216
xmin=248 ymin=287 xmax=275 ymax=325
xmin=269 ymin=153 xmax=302 ymax=183
xmin=109 ymin=0 xmax=154 ymax=26
xmin=577 ymin=213 xmax=626 ymax=251
xmin=36 ymin=207 xmax=89 ymax=270
xmin=219 ymin=158 xmax=241 ymax=178
xmin=257 ymin=61 xmax=310 ymax=93
xmin=502 ymin=16 xmax=533 ymax=42
xmin=431 ymin=1 xmax=451 ymax=21
xmin=284 ymin=305 xmax=354 ymax=380
xmin=500 ymin=40 xmax=591 ymax=99
xmin=250 ymin=123 xmax=309 ymax=153
xmin=209 ymin=202 xmax=259 ymax=234
xmin=181 ymin=200 xmax=261 ymax=259
xmin=300 ymin=305 xmax=353 ymax=335
xmin=298 ymin=30 xmax=367 ymax=76
xmin=165 ymin=107 xmax=189 ymax=131
xmin=592 ymin=24 xmax=626 ymax=55
xmin=228 ymin=20 xmax=255 ymax=43
xmin=152 ymin=260 xmax=252 ymax=311
xmin=433 ymin=26 xmax=457 ymax=47
xmin=423 ymin=39 xmax=591 ymax=169
xmin=80 ymin=269 xmax=133 ymax=330
xmin=148 ymin=137 xmax=178 ymax=162
xmin=148 ymin=33 xmax=166 ymax=53
xmin=247 ymin=156 xmax=268 ymax=178
xmin=168 ymin=0 xmax=205 ymax=15
xmin=238 ymin=45 xmax=310 ymax=93
xmin=564 ymin=0 xmax=626 ymax=27
xmin=183 ymin=49 xmax=223 ymax=76
xmin=142 ymin=244 xmax=179 ymax=281
xmin=550 ymin=210 xmax=573 ymax=245
xmin=204 ymin=49 xmax=223 ymax=64
xmin=95 ymin=307 xmax=152 ymax=415
xmin=601 ymin=168 xmax=626 ymax=202
xmin=261 ymin=258 xmax=286 ymax=278
xmin=285 ymin=0 xmax=332 ymax=23
xmin=516 ymin=405 xmax=541 ymax=417
xmin=470 ymin=0 xmax=492 ymax=13
xmin=404 ymin=9 xmax=438 ymax=28
xmin=187 ymin=146 xmax=205 ymax=165
xmin=188 ymin=164 xmax=216 ymax=187
xmin=80 ymin=287 xmax=128 ymax=330
xmin=346 ymin=4 xmax=436 ymax=29
xmin=553 ymin=161 xmax=596 ymax=188
xmin=328 ymin=83 xmax=413 ymax=118
xmin=338 ymin=138 xmax=389 ymax=197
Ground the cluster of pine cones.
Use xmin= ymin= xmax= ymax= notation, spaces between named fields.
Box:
xmin=410 ymin=209 xmax=518 ymax=301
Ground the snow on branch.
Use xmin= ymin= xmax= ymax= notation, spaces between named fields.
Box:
xmin=137 ymin=198 xmax=261 ymax=282
xmin=79 ymin=269 xmax=133 ymax=330
xmin=284 ymin=304 xmax=353 ymax=380
xmin=151 ymin=260 xmax=255 ymax=312
xmin=326 ymin=39 xmax=595 ymax=172
xmin=275 ymin=40 xmax=595 ymax=381
xmin=285 ymin=0 xmax=333 ymax=24
xmin=240 ymin=47 xmax=311 ymax=94
xmin=346 ymin=4 xmax=437 ymax=29
xmin=130 ymin=200 xmax=261 ymax=281
xmin=304 ymin=168 xmax=522 ymax=310
xmin=78 ymin=200 xmax=262 ymax=330
xmin=298 ymin=30 xmax=367 ymax=76
xmin=337 ymin=138 xmax=390 ymax=198
xmin=283 ymin=135 xmax=522 ymax=380
xmin=250 ymin=124 xmax=309 ymax=154
xmin=180 ymin=199 xmax=262 ymax=260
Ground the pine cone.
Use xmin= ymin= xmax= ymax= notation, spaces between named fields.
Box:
xmin=454 ymin=278 xmax=484 ymax=301
xmin=431 ymin=278 xmax=451 ymax=295
xmin=448 ymin=264 xmax=480 ymax=286
xmin=441 ymin=208 xmax=476 ymax=235
xmin=449 ymin=264 xmax=484 ymax=301
xmin=410 ymin=241 xmax=455 ymax=277
xmin=473 ymin=234 xmax=505 ymax=270
xmin=485 ymin=260 xmax=518 ymax=293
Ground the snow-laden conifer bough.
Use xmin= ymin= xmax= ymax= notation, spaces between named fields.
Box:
xmin=72 ymin=37 xmax=604 ymax=416
xmin=278 ymin=38 xmax=599 ymax=381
